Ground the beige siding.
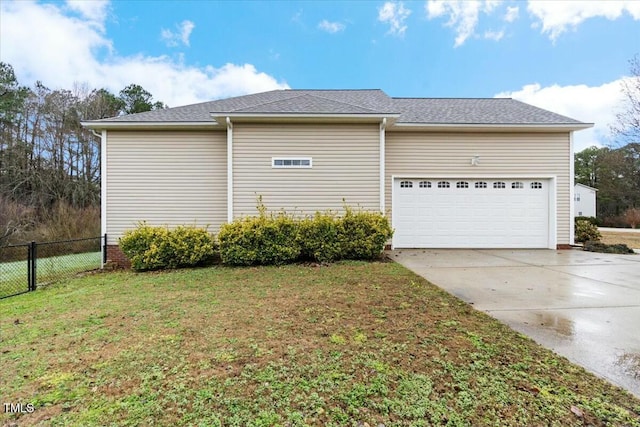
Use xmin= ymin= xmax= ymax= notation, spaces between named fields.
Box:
xmin=233 ymin=123 xmax=379 ymax=216
xmin=385 ymin=132 xmax=571 ymax=245
xmin=106 ymin=131 xmax=226 ymax=244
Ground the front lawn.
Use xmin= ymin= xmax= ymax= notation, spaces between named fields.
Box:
xmin=1 ymin=262 xmax=638 ymax=426
xmin=600 ymin=230 xmax=640 ymax=249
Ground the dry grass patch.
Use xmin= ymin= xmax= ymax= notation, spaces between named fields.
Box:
xmin=600 ymin=230 xmax=640 ymax=249
xmin=1 ymin=262 xmax=639 ymax=426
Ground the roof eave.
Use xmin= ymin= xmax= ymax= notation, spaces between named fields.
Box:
xmin=81 ymin=121 xmax=220 ymax=130
xmin=389 ymin=122 xmax=594 ymax=132
xmin=212 ymin=112 xmax=400 ymax=123
xmin=575 ymin=183 xmax=599 ymax=191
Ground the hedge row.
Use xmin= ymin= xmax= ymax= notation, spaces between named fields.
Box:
xmin=119 ymin=207 xmax=393 ymax=270
xmin=218 ymin=207 xmax=393 ymax=266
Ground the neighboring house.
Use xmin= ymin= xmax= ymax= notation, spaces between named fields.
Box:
xmin=82 ymin=89 xmax=592 ymax=264
xmin=574 ymin=183 xmax=598 ymax=218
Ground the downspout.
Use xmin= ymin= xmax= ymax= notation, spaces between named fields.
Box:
xmin=227 ymin=117 xmax=233 ymax=223
xmin=99 ymin=129 xmax=107 ymax=268
xmin=380 ymin=118 xmax=386 ymax=214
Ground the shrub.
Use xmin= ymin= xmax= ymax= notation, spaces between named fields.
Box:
xmin=337 ymin=206 xmax=394 ymax=260
xmin=622 ymin=208 xmax=640 ymax=229
xmin=583 ymin=241 xmax=634 ymax=254
xmin=218 ymin=200 xmax=394 ymax=265
xmin=575 ymin=216 xmax=599 ymax=226
xmin=119 ymin=222 xmax=216 ymax=271
xmin=218 ymin=214 xmax=300 ymax=266
xmin=297 ymin=212 xmax=342 ymax=263
xmin=575 ymin=219 xmax=601 ymax=243
xmin=168 ymin=225 xmax=218 ymax=267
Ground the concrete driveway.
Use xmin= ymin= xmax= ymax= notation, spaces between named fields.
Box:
xmin=391 ymin=248 xmax=640 ymax=397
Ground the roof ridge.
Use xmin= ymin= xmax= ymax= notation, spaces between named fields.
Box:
xmin=285 ymin=88 xmax=384 ymax=92
xmin=226 ymin=91 xmax=303 ymax=112
xmin=507 ymin=98 xmax=585 ymax=122
xmin=393 ymin=97 xmax=513 ymax=100
xmin=228 ymin=93 xmax=377 ymax=113
xmin=303 ymin=93 xmax=381 ymax=113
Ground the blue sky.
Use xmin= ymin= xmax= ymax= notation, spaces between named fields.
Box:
xmin=1 ymin=0 xmax=639 ymax=151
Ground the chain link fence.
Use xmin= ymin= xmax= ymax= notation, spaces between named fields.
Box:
xmin=0 ymin=235 xmax=106 ymax=299
xmin=0 ymin=243 xmax=32 ymax=298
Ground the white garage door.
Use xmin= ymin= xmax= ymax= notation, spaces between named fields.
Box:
xmin=393 ymin=178 xmax=550 ymax=248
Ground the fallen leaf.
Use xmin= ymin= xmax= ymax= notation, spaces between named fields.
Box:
xmin=570 ymin=405 xmax=583 ymax=418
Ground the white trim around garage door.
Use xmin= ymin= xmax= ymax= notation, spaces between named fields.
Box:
xmin=391 ymin=175 xmax=557 ymax=250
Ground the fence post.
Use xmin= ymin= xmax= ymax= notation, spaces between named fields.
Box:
xmin=102 ymin=233 xmax=107 ymax=267
xmin=29 ymin=241 xmax=37 ymax=291
xmin=27 ymin=243 xmax=32 ymax=292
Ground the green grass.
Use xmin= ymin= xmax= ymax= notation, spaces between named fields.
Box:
xmin=600 ymin=230 xmax=640 ymax=249
xmin=0 ymin=251 xmax=101 ymax=297
xmin=1 ymin=262 xmax=639 ymax=426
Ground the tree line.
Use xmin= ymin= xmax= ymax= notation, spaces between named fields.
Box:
xmin=575 ymin=144 xmax=640 ymax=225
xmin=575 ymin=54 xmax=640 ymax=226
xmin=0 ymin=62 xmax=165 ymax=244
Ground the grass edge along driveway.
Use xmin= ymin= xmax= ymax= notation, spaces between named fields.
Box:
xmin=1 ymin=261 xmax=639 ymax=426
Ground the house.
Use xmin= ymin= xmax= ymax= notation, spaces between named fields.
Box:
xmin=574 ymin=183 xmax=598 ymax=218
xmin=81 ymin=89 xmax=592 ymax=265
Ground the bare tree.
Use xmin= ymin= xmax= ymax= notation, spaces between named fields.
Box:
xmin=0 ymin=196 xmax=34 ymax=245
xmin=623 ymin=207 xmax=640 ymax=228
xmin=0 ymin=64 xmax=169 ymax=244
xmin=611 ymin=54 xmax=640 ymax=145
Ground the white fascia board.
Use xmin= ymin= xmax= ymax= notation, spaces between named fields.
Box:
xmin=211 ymin=113 xmax=400 ymax=123
xmin=574 ymin=183 xmax=599 ymax=191
xmin=81 ymin=121 xmax=219 ymax=130
xmin=390 ymin=123 xmax=594 ymax=132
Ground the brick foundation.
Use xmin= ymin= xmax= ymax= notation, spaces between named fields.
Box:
xmin=106 ymin=245 xmax=131 ymax=269
xmin=556 ymin=244 xmax=573 ymax=250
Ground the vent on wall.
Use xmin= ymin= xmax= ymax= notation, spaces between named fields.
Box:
xmin=272 ymin=157 xmax=312 ymax=168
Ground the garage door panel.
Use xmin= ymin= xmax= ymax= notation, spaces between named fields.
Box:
xmin=393 ymin=178 xmax=550 ymax=248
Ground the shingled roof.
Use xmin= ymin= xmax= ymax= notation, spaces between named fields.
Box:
xmin=392 ymin=98 xmax=584 ymax=125
xmin=86 ymin=89 xmax=589 ymax=127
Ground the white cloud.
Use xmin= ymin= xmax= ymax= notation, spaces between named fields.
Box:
xmin=291 ymin=9 xmax=303 ymax=23
xmin=527 ymin=0 xmax=640 ymax=41
xmin=426 ymin=1 xmax=639 ymax=45
xmin=65 ymin=0 xmax=109 ymax=28
xmin=161 ymin=20 xmax=196 ymax=47
xmin=0 ymin=1 xmax=288 ymax=107
xmin=318 ymin=19 xmax=345 ymax=33
xmin=378 ymin=1 xmax=412 ymax=37
xmin=495 ymin=80 xmax=628 ymax=152
xmin=426 ymin=0 xmax=502 ymax=47
xmin=504 ymin=5 xmax=519 ymax=22
xmin=484 ymin=29 xmax=504 ymax=41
